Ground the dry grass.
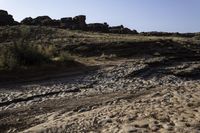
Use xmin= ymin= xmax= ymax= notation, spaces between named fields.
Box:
xmin=0 ymin=25 xmax=199 ymax=71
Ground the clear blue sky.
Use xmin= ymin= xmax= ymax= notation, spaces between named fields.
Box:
xmin=0 ymin=0 xmax=200 ymax=32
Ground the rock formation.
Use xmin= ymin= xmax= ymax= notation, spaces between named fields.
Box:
xmin=32 ymin=16 xmax=52 ymax=26
xmin=60 ymin=17 xmax=73 ymax=28
xmin=72 ymin=15 xmax=86 ymax=30
xmin=87 ymin=23 xmax=109 ymax=32
xmin=0 ymin=10 xmax=15 ymax=26
xmin=21 ymin=15 xmax=87 ymax=29
xmin=21 ymin=16 xmax=60 ymax=27
xmin=109 ymin=25 xmax=138 ymax=34
xmin=21 ymin=17 xmax=33 ymax=25
xmin=2 ymin=9 xmax=200 ymax=36
xmin=0 ymin=9 xmax=139 ymax=34
xmin=20 ymin=14 xmax=138 ymax=34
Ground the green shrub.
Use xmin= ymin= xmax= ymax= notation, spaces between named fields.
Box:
xmin=0 ymin=40 xmax=50 ymax=70
xmin=0 ymin=47 xmax=18 ymax=70
xmin=14 ymin=42 xmax=50 ymax=65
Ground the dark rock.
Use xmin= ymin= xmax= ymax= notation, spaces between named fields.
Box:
xmin=21 ymin=16 xmax=60 ymax=27
xmin=50 ymin=20 xmax=61 ymax=27
xmin=33 ymin=16 xmax=52 ymax=25
xmin=60 ymin=17 xmax=73 ymax=28
xmin=72 ymin=15 xmax=86 ymax=29
xmin=19 ymin=12 xmax=138 ymax=34
xmin=109 ymin=25 xmax=137 ymax=34
xmin=132 ymin=29 xmax=138 ymax=34
xmin=0 ymin=10 xmax=15 ymax=26
xmin=21 ymin=17 xmax=33 ymax=25
xmin=60 ymin=16 xmax=87 ymax=29
xmin=61 ymin=17 xmax=73 ymax=23
xmin=87 ymin=23 xmax=109 ymax=32
xmin=0 ymin=10 xmax=8 ymax=15
xmin=110 ymin=25 xmax=124 ymax=29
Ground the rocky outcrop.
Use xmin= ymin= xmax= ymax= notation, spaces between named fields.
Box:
xmin=21 ymin=15 xmax=87 ymax=29
xmin=32 ymin=16 xmax=52 ymax=26
xmin=0 ymin=10 xmax=15 ymax=26
xmin=86 ymin=24 xmax=138 ymax=34
xmin=20 ymin=15 xmax=138 ymax=34
xmin=87 ymin=23 xmax=109 ymax=32
xmin=21 ymin=16 xmax=60 ymax=27
xmin=109 ymin=25 xmax=138 ymax=34
xmin=1 ymin=9 xmax=138 ymax=34
xmin=72 ymin=15 xmax=86 ymax=30
xmin=21 ymin=17 xmax=33 ymax=25
xmin=60 ymin=15 xmax=87 ymax=29
xmin=60 ymin=17 xmax=73 ymax=28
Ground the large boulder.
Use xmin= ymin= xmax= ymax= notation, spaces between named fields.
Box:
xmin=21 ymin=17 xmax=34 ymax=25
xmin=21 ymin=16 xmax=60 ymax=27
xmin=87 ymin=23 xmax=109 ymax=32
xmin=0 ymin=10 xmax=15 ymax=26
xmin=60 ymin=17 xmax=73 ymax=28
xmin=0 ymin=10 xmax=8 ymax=15
xmin=61 ymin=17 xmax=73 ymax=23
xmin=33 ymin=16 xmax=52 ymax=25
xmin=50 ymin=19 xmax=61 ymax=27
xmin=109 ymin=25 xmax=124 ymax=33
xmin=72 ymin=15 xmax=86 ymax=29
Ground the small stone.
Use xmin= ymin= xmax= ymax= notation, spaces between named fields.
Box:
xmin=78 ymin=108 xmax=87 ymax=113
xmin=150 ymin=125 xmax=160 ymax=131
xmin=163 ymin=124 xmax=173 ymax=130
xmin=99 ymin=116 xmax=112 ymax=125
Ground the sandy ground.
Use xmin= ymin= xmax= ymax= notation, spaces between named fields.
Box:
xmin=0 ymin=56 xmax=200 ymax=133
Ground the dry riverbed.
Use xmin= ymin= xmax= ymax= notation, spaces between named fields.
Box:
xmin=0 ymin=56 xmax=200 ymax=133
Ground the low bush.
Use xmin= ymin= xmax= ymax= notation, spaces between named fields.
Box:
xmin=0 ymin=40 xmax=50 ymax=70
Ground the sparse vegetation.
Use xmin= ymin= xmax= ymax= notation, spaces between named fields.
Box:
xmin=0 ymin=40 xmax=50 ymax=70
xmin=0 ymin=26 xmax=77 ymax=71
xmin=0 ymin=25 xmax=199 ymax=72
